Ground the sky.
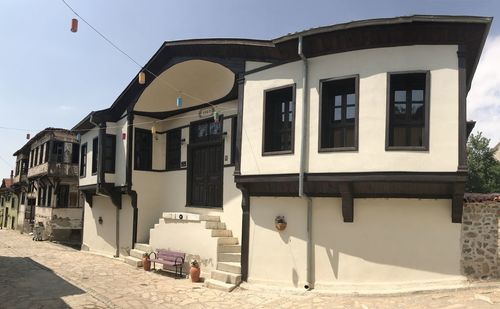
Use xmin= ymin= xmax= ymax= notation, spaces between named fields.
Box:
xmin=0 ymin=0 xmax=499 ymax=178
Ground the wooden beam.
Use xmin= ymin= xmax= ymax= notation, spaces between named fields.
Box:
xmin=452 ymin=182 xmax=465 ymax=223
xmin=339 ymin=182 xmax=353 ymax=222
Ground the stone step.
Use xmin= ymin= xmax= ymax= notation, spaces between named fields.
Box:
xmin=130 ymin=248 xmax=147 ymax=259
xmin=205 ymin=221 xmax=226 ymax=230
xmin=217 ymin=237 xmax=238 ymax=245
xmin=124 ymin=256 xmax=142 ymax=267
xmin=204 ymin=279 xmax=237 ymax=292
xmin=199 ymin=215 xmax=220 ymax=222
xmin=217 ymin=262 xmax=241 ymax=274
xmin=212 ymin=229 xmax=232 ymax=237
xmin=134 ymin=243 xmax=152 ymax=252
xmin=218 ymin=245 xmax=241 ymax=253
xmin=218 ymin=253 xmax=241 ymax=263
xmin=211 ymin=270 xmax=242 ymax=285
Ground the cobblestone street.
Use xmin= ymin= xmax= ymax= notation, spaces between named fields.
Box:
xmin=0 ymin=229 xmax=499 ymax=308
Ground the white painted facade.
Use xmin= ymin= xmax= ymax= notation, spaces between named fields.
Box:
xmin=75 ymin=16 xmax=490 ymax=292
xmin=242 ymin=45 xmax=459 ymax=175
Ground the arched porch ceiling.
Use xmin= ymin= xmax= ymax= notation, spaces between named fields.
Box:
xmin=134 ymin=59 xmax=235 ymax=113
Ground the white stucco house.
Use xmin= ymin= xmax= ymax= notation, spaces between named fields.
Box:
xmin=73 ymin=15 xmax=492 ymax=291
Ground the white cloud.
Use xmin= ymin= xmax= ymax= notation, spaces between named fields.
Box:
xmin=468 ymin=35 xmax=500 ymax=146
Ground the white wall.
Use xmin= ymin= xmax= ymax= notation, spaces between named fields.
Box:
xmin=242 ymin=45 xmax=460 ymax=175
xmin=82 ymin=196 xmax=117 ymax=256
xmin=248 ymin=197 xmax=463 ymax=288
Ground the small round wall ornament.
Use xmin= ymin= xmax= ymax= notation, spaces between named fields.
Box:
xmin=275 ymin=215 xmax=287 ymax=231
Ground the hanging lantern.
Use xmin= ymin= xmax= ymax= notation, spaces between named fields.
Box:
xmin=176 ymin=96 xmax=183 ymax=108
xmin=151 ymin=125 xmax=157 ymax=135
xmin=76 ymin=133 xmax=81 ymax=141
xmin=213 ymin=111 xmax=219 ymax=123
xmin=70 ymin=18 xmax=78 ymax=33
xmin=138 ymin=72 xmax=146 ymax=85
xmin=26 ymin=133 xmax=30 ymax=140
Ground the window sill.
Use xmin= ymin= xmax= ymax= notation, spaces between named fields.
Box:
xmin=319 ymin=147 xmax=358 ymax=153
xmin=262 ymin=149 xmax=294 ymax=156
xmin=385 ymin=146 xmax=429 ymax=152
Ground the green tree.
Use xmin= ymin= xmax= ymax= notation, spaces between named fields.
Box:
xmin=466 ymin=132 xmax=500 ymax=193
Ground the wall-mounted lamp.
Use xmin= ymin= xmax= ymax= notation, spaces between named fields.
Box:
xmin=138 ymin=72 xmax=146 ymax=85
xmin=98 ymin=216 xmax=103 ymax=225
xmin=176 ymin=96 xmax=183 ymax=108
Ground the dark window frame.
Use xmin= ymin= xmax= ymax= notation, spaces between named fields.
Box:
xmin=262 ymin=84 xmax=296 ymax=156
xmin=385 ymin=71 xmax=430 ymax=151
xmin=56 ymin=184 xmax=69 ymax=208
xmin=166 ymin=128 xmax=182 ymax=171
xmin=92 ymin=138 xmax=98 ymax=175
xmin=134 ymin=128 xmax=153 ymax=171
xmin=44 ymin=142 xmax=50 ymax=163
xmin=102 ymin=134 xmax=116 ymax=173
xmin=34 ymin=147 xmax=39 ymax=166
xmin=52 ymin=141 xmax=64 ymax=163
xmin=80 ymin=143 xmax=87 ymax=178
xmin=318 ymin=74 xmax=360 ymax=152
xmin=39 ymin=144 xmax=45 ymax=165
xmin=71 ymin=143 xmax=79 ymax=164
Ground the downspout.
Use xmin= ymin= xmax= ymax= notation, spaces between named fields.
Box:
xmin=90 ymin=114 xmax=120 ymax=258
xmin=125 ymin=111 xmax=138 ymax=249
xmin=298 ymin=36 xmax=313 ymax=290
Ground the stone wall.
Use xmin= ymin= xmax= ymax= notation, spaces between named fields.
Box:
xmin=461 ymin=197 xmax=500 ymax=279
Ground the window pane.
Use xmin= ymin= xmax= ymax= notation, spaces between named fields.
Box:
xmin=394 ymin=103 xmax=406 ymax=119
xmin=332 ymin=128 xmax=343 ymax=148
xmin=392 ymin=127 xmax=406 ymax=146
xmin=410 ymin=127 xmax=423 ymax=146
xmin=412 ymin=90 xmax=424 ymax=102
xmin=333 ymin=107 xmax=341 ymax=121
xmin=345 ymin=127 xmax=355 ymax=147
xmin=395 ymin=90 xmax=406 ymax=102
xmin=334 ymin=95 xmax=342 ymax=107
xmin=346 ymin=106 xmax=355 ymax=120
xmin=264 ymin=86 xmax=294 ymax=152
xmin=346 ymin=93 xmax=355 ymax=106
xmin=411 ymin=103 xmax=424 ymax=120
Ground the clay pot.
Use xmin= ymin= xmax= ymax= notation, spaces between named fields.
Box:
xmin=190 ymin=266 xmax=200 ymax=282
xmin=142 ymin=256 xmax=151 ymax=271
xmin=276 ymin=222 xmax=287 ymax=231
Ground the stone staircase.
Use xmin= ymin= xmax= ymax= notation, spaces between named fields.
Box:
xmin=123 ymin=213 xmax=241 ymax=292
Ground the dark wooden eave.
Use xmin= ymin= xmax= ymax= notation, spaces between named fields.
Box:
xmin=235 ymin=172 xmax=467 ymax=223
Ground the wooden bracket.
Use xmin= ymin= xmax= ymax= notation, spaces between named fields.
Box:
xmin=339 ymin=182 xmax=353 ymax=222
xmin=452 ymin=182 xmax=465 ymax=223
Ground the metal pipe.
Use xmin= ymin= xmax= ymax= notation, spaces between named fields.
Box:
xmin=298 ymin=36 xmax=313 ymax=290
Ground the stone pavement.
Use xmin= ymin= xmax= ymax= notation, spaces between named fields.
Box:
xmin=1 ymin=229 xmax=500 ymax=308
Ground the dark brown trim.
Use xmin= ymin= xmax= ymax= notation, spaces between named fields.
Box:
xmin=237 ymin=171 xmax=466 ymax=223
xmin=126 ymin=112 xmax=134 ymax=188
xmin=262 ymin=83 xmax=296 ymax=156
xmin=452 ymin=182 xmax=465 ymax=223
xmin=129 ymin=190 xmax=138 ymax=247
xmin=339 ymin=182 xmax=353 ymax=222
xmin=318 ymin=74 xmax=360 ymax=152
xmin=234 ymin=74 xmax=245 ymax=176
xmin=385 ymin=70 xmax=430 ymax=151
xmin=79 ymin=142 xmax=88 ymax=179
xmin=237 ymin=184 xmax=250 ymax=282
xmin=457 ymin=45 xmax=467 ymax=172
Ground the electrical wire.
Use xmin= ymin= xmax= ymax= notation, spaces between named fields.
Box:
xmin=59 ymin=0 xmax=213 ymax=106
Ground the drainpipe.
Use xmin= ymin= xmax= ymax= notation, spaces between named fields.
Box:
xmin=298 ymin=36 xmax=313 ymax=290
xmin=90 ymin=113 xmax=120 ymax=258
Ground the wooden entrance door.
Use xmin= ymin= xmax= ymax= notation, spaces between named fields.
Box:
xmin=187 ymin=118 xmax=224 ymax=207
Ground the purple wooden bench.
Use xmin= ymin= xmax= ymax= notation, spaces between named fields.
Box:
xmin=149 ymin=249 xmax=185 ymax=278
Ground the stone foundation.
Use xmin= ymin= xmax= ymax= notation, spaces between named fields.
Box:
xmin=461 ymin=196 xmax=500 ymax=279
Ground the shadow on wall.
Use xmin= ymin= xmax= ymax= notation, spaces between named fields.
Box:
xmin=0 ymin=256 xmax=86 ymax=307
xmin=250 ymin=197 xmax=462 ymax=286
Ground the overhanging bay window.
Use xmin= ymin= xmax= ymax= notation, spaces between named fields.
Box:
xmin=320 ymin=76 xmax=358 ymax=151
xmin=386 ymin=72 xmax=430 ymax=150
xmin=53 ymin=141 xmax=64 ymax=163
xmin=263 ymin=85 xmax=295 ymax=155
